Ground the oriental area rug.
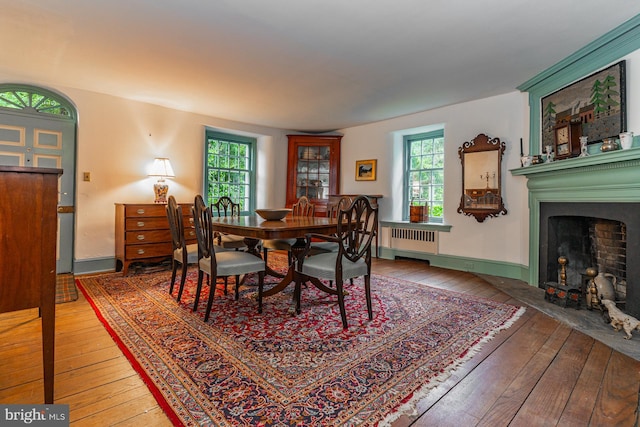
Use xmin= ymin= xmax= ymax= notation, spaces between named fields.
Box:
xmin=76 ymin=254 xmax=524 ymax=426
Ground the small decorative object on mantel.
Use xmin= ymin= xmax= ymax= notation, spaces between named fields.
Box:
xmin=600 ymin=138 xmax=619 ymax=152
xmin=619 ymin=131 xmax=634 ymax=150
xmin=530 ymin=154 xmax=544 ymax=165
xmin=578 ymin=136 xmax=589 ymax=157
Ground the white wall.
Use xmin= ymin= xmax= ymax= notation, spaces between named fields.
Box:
xmin=0 ymin=79 xmax=533 ymax=269
xmin=338 ymin=92 xmax=531 ymax=266
xmin=56 ymin=86 xmax=292 ymax=261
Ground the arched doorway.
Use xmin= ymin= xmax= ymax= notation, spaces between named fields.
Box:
xmin=0 ymin=84 xmax=77 ymax=273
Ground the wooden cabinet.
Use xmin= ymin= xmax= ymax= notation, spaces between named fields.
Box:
xmin=115 ymin=203 xmax=195 ymax=275
xmin=0 ymin=166 xmax=62 ymax=403
xmin=286 ymin=134 xmax=342 ymax=215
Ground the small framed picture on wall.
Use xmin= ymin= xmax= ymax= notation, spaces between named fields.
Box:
xmin=355 ymin=159 xmax=377 ymax=181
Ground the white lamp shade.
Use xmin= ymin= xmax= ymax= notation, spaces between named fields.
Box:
xmin=149 ymin=157 xmax=175 ymax=178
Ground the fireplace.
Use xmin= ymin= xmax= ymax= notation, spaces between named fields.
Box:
xmin=512 ymin=147 xmax=640 ymax=318
xmin=539 ymin=202 xmax=638 ymax=309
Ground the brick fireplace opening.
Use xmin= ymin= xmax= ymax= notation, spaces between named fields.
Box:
xmin=538 ymin=202 xmax=640 ymax=316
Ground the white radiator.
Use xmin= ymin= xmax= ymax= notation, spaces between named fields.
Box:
xmin=384 ymin=227 xmax=439 ymax=254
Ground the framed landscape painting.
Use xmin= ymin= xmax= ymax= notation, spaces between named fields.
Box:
xmin=541 ymin=60 xmax=626 ymax=148
xmin=355 ymin=159 xmax=377 ymax=181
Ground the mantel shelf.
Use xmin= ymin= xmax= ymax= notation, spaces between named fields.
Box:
xmin=511 ymin=147 xmax=640 ymax=178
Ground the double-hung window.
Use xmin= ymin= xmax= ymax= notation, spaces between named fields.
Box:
xmin=204 ymin=130 xmax=256 ymax=214
xmin=404 ymin=130 xmax=444 ymax=222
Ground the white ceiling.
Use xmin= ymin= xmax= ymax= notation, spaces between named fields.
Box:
xmin=2 ymin=1 xmax=639 ymax=132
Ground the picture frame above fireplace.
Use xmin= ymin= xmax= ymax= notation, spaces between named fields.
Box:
xmin=541 ymin=60 xmax=626 ymax=149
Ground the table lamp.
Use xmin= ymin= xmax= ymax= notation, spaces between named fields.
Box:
xmin=149 ymin=157 xmax=175 ymax=203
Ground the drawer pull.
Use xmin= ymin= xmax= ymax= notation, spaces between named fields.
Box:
xmin=137 ymin=249 xmax=145 ymax=255
xmin=137 ymin=209 xmax=146 ymax=215
xmin=187 ymin=230 xmax=195 ymax=237
xmin=136 ymin=235 xmax=145 ymax=241
xmin=137 ymin=221 xmax=145 ymax=227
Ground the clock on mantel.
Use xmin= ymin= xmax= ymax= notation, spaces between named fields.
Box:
xmin=553 ymin=121 xmax=582 ymax=159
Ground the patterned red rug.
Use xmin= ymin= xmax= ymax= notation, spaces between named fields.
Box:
xmin=77 ymin=254 xmax=524 ymax=426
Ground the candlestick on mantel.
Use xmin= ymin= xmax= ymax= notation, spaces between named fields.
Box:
xmin=520 ymin=138 xmax=524 ymax=167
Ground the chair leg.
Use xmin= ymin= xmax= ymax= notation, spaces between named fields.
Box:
xmin=193 ymin=270 xmax=205 ymax=311
xmin=223 ymin=277 xmax=228 ymax=295
xmin=204 ymin=274 xmax=218 ymax=322
xmin=176 ymin=262 xmax=188 ymax=302
xmin=169 ymin=260 xmax=178 ymax=295
xmin=258 ymin=271 xmax=265 ymax=313
xmin=235 ymin=275 xmax=241 ymax=301
xmin=336 ymin=280 xmax=348 ymax=329
xmin=263 ymin=247 xmax=269 ymax=265
xmin=365 ymin=275 xmax=373 ymax=320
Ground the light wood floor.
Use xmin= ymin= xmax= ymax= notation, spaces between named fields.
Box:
xmin=1 ymin=257 xmax=639 ymax=426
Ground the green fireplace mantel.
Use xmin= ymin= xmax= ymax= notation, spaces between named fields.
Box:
xmin=511 ymin=148 xmax=640 ymax=285
xmin=514 ymin=14 xmax=640 ymax=286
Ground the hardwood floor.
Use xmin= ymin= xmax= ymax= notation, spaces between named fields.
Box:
xmin=1 ymin=257 xmax=638 ymax=426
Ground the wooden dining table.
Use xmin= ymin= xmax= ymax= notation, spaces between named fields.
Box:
xmin=209 ymin=214 xmax=339 ymax=298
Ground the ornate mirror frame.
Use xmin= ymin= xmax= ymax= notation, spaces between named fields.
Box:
xmin=457 ymin=133 xmax=507 ymax=222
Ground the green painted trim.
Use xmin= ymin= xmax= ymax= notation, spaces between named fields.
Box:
xmin=379 ymin=220 xmax=452 ymax=232
xmin=379 ymin=248 xmax=528 ymax=282
xmin=74 ymin=257 xmax=115 ymax=275
xmin=203 ymin=129 xmax=257 ymax=213
xmin=517 ymin=14 xmax=640 ymax=154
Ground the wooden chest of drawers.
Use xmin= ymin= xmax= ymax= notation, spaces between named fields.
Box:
xmin=115 ymin=203 xmax=195 ymax=275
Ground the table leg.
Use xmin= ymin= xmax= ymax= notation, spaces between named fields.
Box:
xmin=260 ymin=238 xmax=306 ymax=297
xmin=243 ymin=237 xmax=285 ymax=279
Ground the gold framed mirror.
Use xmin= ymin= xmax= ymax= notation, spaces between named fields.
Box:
xmin=457 ymin=133 xmax=507 ymax=222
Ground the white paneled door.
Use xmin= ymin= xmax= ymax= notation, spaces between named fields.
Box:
xmin=0 ymin=111 xmax=76 ymax=273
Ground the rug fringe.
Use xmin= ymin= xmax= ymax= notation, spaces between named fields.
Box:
xmin=378 ymin=306 xmax=526 ymax=426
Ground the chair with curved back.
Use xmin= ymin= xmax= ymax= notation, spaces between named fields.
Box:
xmin=192 ymin=195 xmax=266 ymax=321
xmin=165 ymin=195 xmax=199 ymax=302
xmin=211 ymin=196 xmax=246 ymax=250
xmin=311 ymin=196 xmax=351 ymax=253
xmin=296 ymin=196 xmax=378 ymax=329
xmin=262 ymin=196 xmax=315 ymax=265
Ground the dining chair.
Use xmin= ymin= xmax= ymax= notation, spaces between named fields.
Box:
xmin=311 ymin=196 xmax=351 ymax=253
xmin=211 ymin=196 xmax=247 ymax=250
xmin=296 ymin=196 xmax=378 ymax=329
xmin=262 ymin=196 xmax=315 ymax=265
xmin=192 ymin=195 xmax=266 ymax=321
xmin=165 ymin=195 xmax=199 ymax=302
